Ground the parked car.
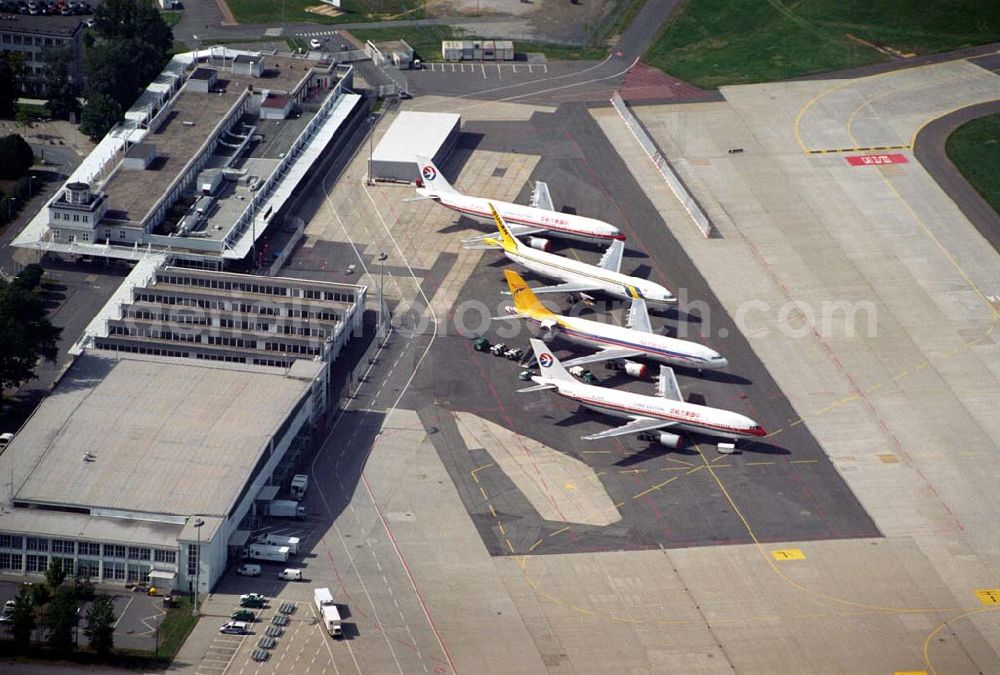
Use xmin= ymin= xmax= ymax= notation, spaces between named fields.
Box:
xmin=219 ymin=620 xmax=251 ymax=635
xmin=239 ymin=593 xmax=266 ymax=608
xmin=309 ymin=38 xmax=321 ymax=50
xmin=230 ymin=609 xmax=255 ymax=622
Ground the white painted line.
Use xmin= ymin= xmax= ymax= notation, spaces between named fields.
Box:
xmin=112 ymin=596 xmax=133 ymax=628
xmin=497 ymin=63 xmax=502 ymax=79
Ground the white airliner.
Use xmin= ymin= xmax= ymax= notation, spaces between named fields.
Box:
xmin=413 ymin=155 xmax=625 ymax=244
xmin=499 ymin=270 xmax=727 ymax=376
xmin=522 ymin=339 xmax=766 ymax=447
xmin=475 ymin=203 xmax=676 ymax=306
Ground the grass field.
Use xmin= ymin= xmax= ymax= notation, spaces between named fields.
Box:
xmin=946 ymin=113 xmax=1000 ymax=215
xmin=226 ymin=0 xmax=424 ymax=26
xmin=161 ymin=10 xmax=181 ymax=27
xmin=646 ymin=0 xmax=1000 ymax=88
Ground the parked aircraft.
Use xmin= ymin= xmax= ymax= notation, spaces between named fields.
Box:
xmin=476 ymin=203 xmax=676 ymax=305
xmin=413 ymin=155 xmax=624 ymax=245
xmin=499 ymin=270 xmax=726 ymax=376
xmin=522 ymin=339 xmax=765 ymax=447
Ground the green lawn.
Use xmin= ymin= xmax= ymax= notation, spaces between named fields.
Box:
xmin=645 ymin=0 xmax=1000 ymax=88
xmin=161 ymin=10 xmax=182 ymax=27
xmin=350 ymin=25 xmax=606 ymax=62
xmin=946 ymin=113 xmax=1000 ymax=216
xmin=225 ymin=0 xmax=425 ymax=26
xmin=156 ymin=596 xmax=198 ymax=659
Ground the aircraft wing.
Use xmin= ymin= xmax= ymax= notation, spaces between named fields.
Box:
xmin=656 ymin=366 xmax=683 ymax=401
xmin=524 ymin=281 xmax=602 ymax=296
xmin=530 ymin=181 xmax=555 ymax=212
xmin=626 ymin=297 xmax=653 ymax=333
xmin=561 ymin=348 xmax=643 ymax=369
xmin=597 ymin=239 xmax=625 ymax=273
xmin=582 ymin=416 xmax=676 ymax=441
xmin=462 ymin=223 xmax=544 ymax=243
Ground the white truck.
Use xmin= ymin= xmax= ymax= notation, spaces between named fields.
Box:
xmin=269 ymin=499 xmax=307 ymax=519
xmin=257 ymin=534 xmax=300 ymax=554
xmin=290 ymin=474 xmax=308 ymax=499
xmin=244 ymin=543 xmax=290 ymax=563
xmin=313 ymin=587 xmax=342 ymax=638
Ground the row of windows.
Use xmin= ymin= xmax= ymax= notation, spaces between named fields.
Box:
xmin=52 ymin=229 xmax=91 ymax=242
xmin=52 ymin=211 xmax=90 ymax=223
xmin=0 ymin=34 xmax=66 ymax=47
xmin=107 ymin=325 xmax=322 ymax=355
xmin=253 ymin=357 xmax=293 ymax=368
xmin=195 ymin=352 xmax=247 ymax=364
xmin=0 ymin=538 xmax=177 ymax=564
xmin=157 ymin=273 xmax=354 ymax=303
xmin=133 ymin=293 xmax=340 ymax=321
xmin=94 ymin=341 xmax=190 ymax=359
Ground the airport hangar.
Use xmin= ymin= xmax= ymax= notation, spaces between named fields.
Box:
xmin=368 ymin=110 xmax=460 ymax=183
xmin=0 ymin=257 xmax=364 ymax=595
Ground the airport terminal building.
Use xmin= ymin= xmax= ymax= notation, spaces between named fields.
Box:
xmin=13 ymin=46 xmax=365 ymax=271
xmin=0 ymin=259 xmax=365 ymax=594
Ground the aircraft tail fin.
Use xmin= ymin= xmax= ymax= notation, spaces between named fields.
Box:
xmin=504 ymin=270 xmax=557 ymax=317
xmin=529 ymin=339 xmax=574 ymax=383
xmin=488 ymin=203 xmax=520 ymax=254
xmin=414 ymin=155 xmax=458 ymax=195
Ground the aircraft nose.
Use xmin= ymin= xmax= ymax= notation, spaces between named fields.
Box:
xmin=713 ymin=356 xmax=729 ymax=368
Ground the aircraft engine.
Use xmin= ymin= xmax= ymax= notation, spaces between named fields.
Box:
xmin=623 ymin=360 xmax=647 ymax=378
xmin=527 ymin=237 xmax=552 ymax=252
xmin=638 ymin=431 xmax=683 ymax=448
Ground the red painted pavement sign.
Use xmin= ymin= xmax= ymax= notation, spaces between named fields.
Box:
xmin=846 ymin=153 xmax=909 ymax=166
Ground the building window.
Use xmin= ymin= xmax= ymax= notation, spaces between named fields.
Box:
xmin=82 ymin=232 xmax=90 ymax=242
xmin=53 ymin=229 xmax=60 ymax=240
xmin=52 ymin=540 xmax=75 ymax=554
xmin=0 ymin=535 xmax=23 ymax=549
xmin=53 ymin=557 xmax=74 ymax=575
xmin=79 ymin=542 xmax=100 ymax=556
xmin=53 ymin=212 xmax=60 ymax=220
xmin=103 ymin=544 xmax=126 ymax=558
xmin=187 ymin=544 xmax=198 ymax=576
xmin=82 ymin=215 xmax=88 ymax=223
xmin=127 ymin=564 xmax=150 ymax=583
xmin=25 ymin=554 xmax=48 ymax=573
xmin=77 ymin=559 xmax=99 ymax=579
xmin=119 ymin=229 xmax=126 ymax=240
xmin=102 ymin=561 xmax=125 ymax=581
xmin=128 ymin=546 xmax=150 ymax=561
xmin=154 ymin=549 xmax=177 ymax=564
xmin=25 ymin=537 xmax=48 ymax=552
xmin=0 ymin=553 xmax=22 ymax=570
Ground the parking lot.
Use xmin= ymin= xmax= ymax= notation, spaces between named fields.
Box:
xmin=0 ymin=580 xmax=169 ymax=652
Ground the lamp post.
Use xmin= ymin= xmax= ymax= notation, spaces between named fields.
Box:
xmin=7 ymin=197 xmax=14 ymax=222
xmin=28 ymin=175 xmax=34 ymax=199
xmin=377 ymin=252 xmax=387 ymax=345
xmin=191 ymin=517 xmax=204 ymax=617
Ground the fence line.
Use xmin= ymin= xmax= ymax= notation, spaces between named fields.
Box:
xmin=610 ymin=92 xmax=714 ymax=238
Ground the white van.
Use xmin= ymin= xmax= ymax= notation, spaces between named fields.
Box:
xmin=278 ymin=568 xmax=303 ymax=581
xmin=236 ymin=564 xmax=261 ymax=577
xmin=0 ymin=433 xmax=14 ymax=449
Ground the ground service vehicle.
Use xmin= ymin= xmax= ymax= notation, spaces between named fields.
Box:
xmin=314 ymin=587 xmax=342 ymax=637
xmin=278 ymin=568 xmax=303 ymax=581
xmin=269 ymin=499 xmax=307 ymax=519
xmin=244 ymin=544 xmax=290 ymax=563
xmin=236 ymin=564 xmax=261 ymax=576
xmin=290 ymin=474 xmax=308 ymax=499
xmin=257 ymin=534 xmax=300 ymax=554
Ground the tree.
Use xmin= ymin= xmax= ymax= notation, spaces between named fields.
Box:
xmin=94 ymin=0 xmax=172 ymax=57
xmin=79 ymin=92 xmax=122 ymax=140
xmin=0 ymin=134 xmax=34 ymax=181
xmin=42 ymin=46 xmax=81 ymax=121
xmin=14 ymin=263 xmax=45 ymax=292
xmin=85 ymin=595 xmax=116 ymax=656
xmin=0 ymin=277 xmax=61 ymax=397
xmin=45 ymin=557 xmax=68 ymax=590
xmin=0 ymin=55 xmax=16 ymax=119
xmin=9 ymin=585 xmax=36 ymax=650
xmin=44 ymin=585 xmax=79 ymax=652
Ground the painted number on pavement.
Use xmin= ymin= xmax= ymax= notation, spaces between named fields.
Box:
xmin=846 ymin=154 xmax=909 ymax=166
